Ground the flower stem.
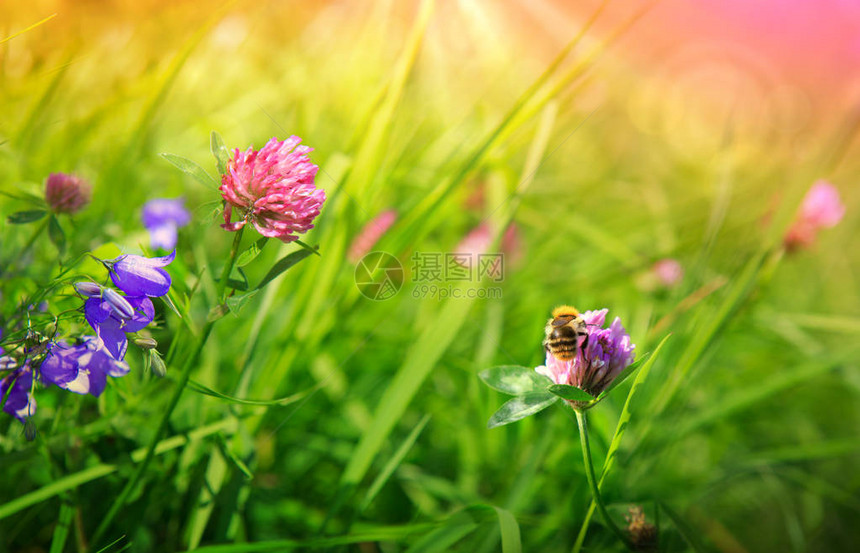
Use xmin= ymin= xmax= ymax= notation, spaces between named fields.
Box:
xmin=574 ymin=409 xmax=634 ymax=551
xmin=3 ymin=216 xmax=49 ymax=275
xmin=89 ymin=228 xmax=244 ymax=549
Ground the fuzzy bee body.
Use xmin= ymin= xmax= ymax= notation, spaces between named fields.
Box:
xmin=543 ymin=305 xmax=588 ymax=361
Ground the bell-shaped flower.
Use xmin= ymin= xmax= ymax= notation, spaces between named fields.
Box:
xmin=142 ymin=198 xmax=191 ymax=250
xmin=105 ymin=250 xmax=175 ymax=298
xmin=1 ymin=363 xmax=36 ymax=422
xmin=84 ymin=295 xmax=154 ymax=360
xmin=40 ymin=338 xmax=129 ymax=397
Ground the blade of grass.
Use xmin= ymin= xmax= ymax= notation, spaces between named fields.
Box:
xmin=186 ymin=379 xmax=319 ymax=406
xmin=492 ymin=506 xmax=522 ymax=553
xmin=391 ymin=1 xmax=611 ymax=251
xmin=1 ymin=13 xmax=57 ymax=44
xmin=361 ymin=414 xmax=431 ymax=511
xmin=0 ymin=419 xmax=234 ymax=521
xmin=184 ymin=522 xmax=438 ymax=552
xmin=48 ymin=500 xmax=74 ymax=553
xmin=669 ymin=356 xmax=844 ymax=441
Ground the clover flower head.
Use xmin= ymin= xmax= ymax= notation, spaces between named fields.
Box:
xmin=652 ymin=258 xmax=683 ymax=288
xmin=219 ymin=136 xmax=325 ymax=243
xmin=105 ymin=250 xmax=175 ymax=298
xmin=785 ymin=180 xmax=845 ymax=250
xmin=142 ymin=198 xmax=191 ymax=250
xmin=536 ymin=308 xmax=635 ymax=399
xmin=45 ymin=172 xmax=91 ymax=214
xmin=348 ymin=210 xmax=397 ymax=263
xmin=40 ymin=338 xmax=130 ymax=397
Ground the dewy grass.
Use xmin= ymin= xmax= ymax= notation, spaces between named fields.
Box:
xmin=1 ymin=1 xmax=858 ymax=552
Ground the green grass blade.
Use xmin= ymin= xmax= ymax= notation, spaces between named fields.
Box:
xmin=670 ymin=357 xmax=841 ymax=440
xmin=0 ymin=419 xmax=234 ymax=521
xmin=492 ymin=506 xmax=522 ymax=553
xmin=48 ymin=500 xmax=73 ymax=553
xmin=186 ymin=379 xmax=317 ymax=406
xmin=361 ymin=414 xmax=431 ymax=511
xmin=403 ymin=516 xmax=479 ymax=553
xmin=1 ymin=13 xmax=57 ymax=44
xmin=341 ymin=292 xmax=475 ymax=487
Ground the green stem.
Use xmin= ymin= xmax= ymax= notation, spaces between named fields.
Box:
xmin=3 ymin=216 xmax=49 ymax=275
xmin=89 ymin=228 xmax=244 ymax=549
xmin=574 ymin=409 xmax=634 ymax=552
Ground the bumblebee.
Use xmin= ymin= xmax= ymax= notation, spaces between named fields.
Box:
xmin=543 ymin=305 xmax=588 ymax=361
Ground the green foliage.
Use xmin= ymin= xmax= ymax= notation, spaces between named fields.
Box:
xmin=1 ymin=1 xmax=858 ymax=552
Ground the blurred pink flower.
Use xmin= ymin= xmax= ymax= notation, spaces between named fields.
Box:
xmin=348 ymin=210 xmax=397 ymax=263
xmin=45 ymin=173 xmax=91 ymax=214
xmin=456 ymin=223 xmax=522 ymax=259
xmin=454 ymin=222 xmax=523 ymax=279
xmin=220 ymin=136 xmax=325 ymax=243
xmin=784 ymin=180 xmax=845 ymax=250
xmin=652 ymin=258 xmax=683 ymax=288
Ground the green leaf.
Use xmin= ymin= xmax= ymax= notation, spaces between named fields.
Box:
xmin=362 ymin=414 xmax=431 ymax=511
xmin=226 ymin=289 xmax=259 ymax=315
xmin=294 ymin=239 xmax=321 ymax=256
xmin=492 ymin=506 xmax=523 ymax=553
xmin=7 ymin=209 xmax=46 ymax=224
xmin=160 ymin=153 xmax=219 ymax=190
xmin=210 ymin=130 xmax=230 ymax=175
xmin=256 ymin=249 xmax=316 ymax=290
xmin=0 ymin=188 xmax=46 ymax=205
xmin=236 ymin=237 xmax=269 ymax=267
xmin=404 ymin=512 xmax=480 ymax=553
xmin=47 ymin=215 xmax=65 ymax=255
xmin=215 ymin=433 xmax=253 ymax=480
xmin=547 ymin=384 xmax=595 ymax=402
xmin=186 ymin=379 xmax=317 ymax=406
xmin=207 ymin=303 xmax=229 ymax=322
xmin=487 ymin=392 xmax=557 ymax=429
xmin=598 ymin=350 xmax=652 ymax=398
xmin=479 ymin=365 xmax=546 ymax=395
xmin=226 ymin=279 xmax=249 ymax=291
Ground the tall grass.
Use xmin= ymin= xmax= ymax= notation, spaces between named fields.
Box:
xmin=1 ymin=2 xmax=858 ymax=552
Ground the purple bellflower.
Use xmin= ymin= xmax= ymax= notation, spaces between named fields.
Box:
xmin=40 ymin=338 xmax=129 ymax=397
xmin=142 ymin=198 xmax=191 ymax=250
xmin=75 ymin=282 xmax=136 ymax=321
xmin=1 ymin=363 xmax=37 ymax=422
xmin=84 ymin=295 xmax=154 ymax=360
xmin=104 ymin=250 xmax=175 ymax=298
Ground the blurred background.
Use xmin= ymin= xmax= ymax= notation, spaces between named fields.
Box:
xmin=1 ymin=1 xmax=858 ymax=552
